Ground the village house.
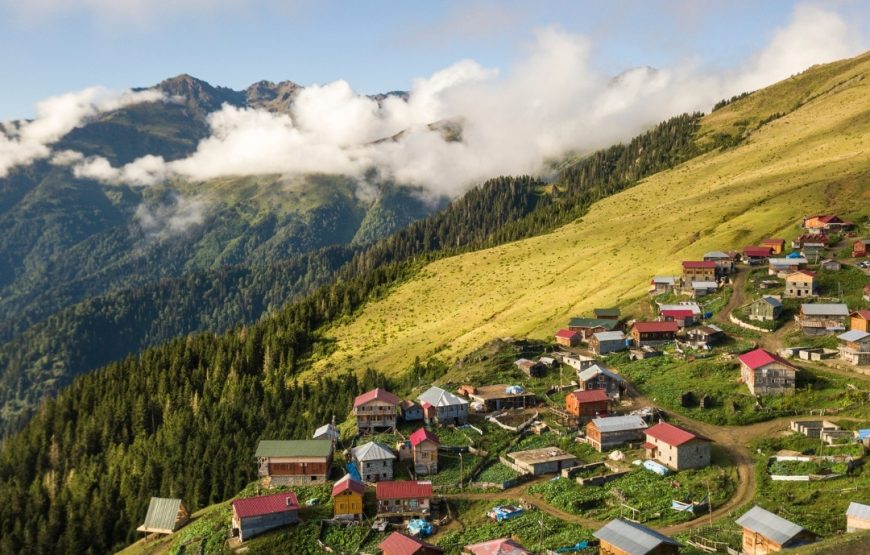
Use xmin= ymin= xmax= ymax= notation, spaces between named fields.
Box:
xmin=737 ymin=506 xmax=816 ymax=554
xmin=793 ymin=233 xmax=829 ymax=250
xmin=312 ymin=423 xmax=339 ymax=442
xmin=738 ymin=349 xmax=797 ymax=395
xmin=418 ymin=386 xmax=469 ymax=425
xmin=748 ymin=296 xmax=782 ymax=321
xmin=255 ymin=440 xmax=333 ymax=486
xmin=594 ymin=518 xmax=680 ymax=555
xmin=561 ymin=352 xmax=597 ymax=372
xmin=231 ymin=492 xmax=299 ymax=542
xmin=352 ymin=441 xmax=396 ymax=483
xmin=576 ymin=364 xmax=626 ymax=398
xmin=704 ymin=250 xmax=736 ymax=276
xmin=853 ymin=239 xmax=870 ymax=258
xmin=566 ymin=388 xmax=609 ymax=420
xmin=744 ymin=246 xmax=772 ymax=264
xmin=690 ymin=281 xmax=719 ymax=297
xmin=803 ymin=214 xmax=851 ymax=232
xmin=649 ymin=275 xmax=677 ymax=295
xmin=401 ymin=400 xmax=424 ymax=422
xmin=784 ymin=270 xmax=816 ymax=298
xmin=354 ymin=388 xmax=401 ymax=434
xmin=514 ymin=358 xmax=545 ymax=377
xmin=460 ymin=384 xmax=536 ymax=411
xmin=797 ymin=303 xmax=850 ymax=335
xmin=332 ymin=474 xmax=365 ymax=521
xmin=137 ymin=497 xmax=189 ymax=537
xmin=846 ymin=502 xmax=870 ymax=533
xmin=554 ymin=328 xmax=580 ymax=347
xmin=837 ymin=330 xmax=870 ymax=366
xmin=586 ymin=415 xmax=648 ymax=452
xmin=630 ymin=321 xmax=679 ymax=347
xmin=761 ymin=238 xmax=786 ymax=255
xmin=590 ymin=330 xmax=628 ymax=354
xmin=568 ymin=317 xmax=621 ymax=340
xmin=684 ymin=324 xmax=724 ymax=349
xmin=464 ymin=538 xmax=531 ymax=555
xmin=409 ymin=428 xmax=439 ymax=475
xmin=682 ymin=260 xmax=717 ymax=284
xmin=506 ymin=446 xmax=579 ymax=475
xmin=660 ymin=308 xmax=695 ymax=327
xmin=768 ymin=257 xmax=807 ymax=278
xmin=380 ymin=532 xmax=444 ymax=555
xmin=643 ymin=422 xmax=711 ymax=470
xmin=595 ymin=307 xmax=621 ymax=320
xmin=851 ymin=310 xmax=870 ymax=332
xmin=658 ymin=301 xmax=702 ymax=317
xmin=375 ymin=480 xmax=433 ymax=517
xmin=819 ymin=258 xmax=841 ymax=271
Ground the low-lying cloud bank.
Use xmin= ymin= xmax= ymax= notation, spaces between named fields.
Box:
xmin=3 ymin=4 xmax=867 ymax=200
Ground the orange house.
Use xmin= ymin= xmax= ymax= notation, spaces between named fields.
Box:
xmin=761 ymin=238 xmax=786 ymax=254
xmin=852 ymin=311 xmax=870 ymax=333
xmin=565 ymin=389 xmax=609 ymax=420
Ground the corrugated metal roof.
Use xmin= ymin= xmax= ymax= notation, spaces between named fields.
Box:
xmin=592 ymin=331 xmax=626 ymax=341
xmin=658 ymin=302 xmax=701 ymax=315
xmin=645 ymin=422 xmax=708 ymax=447
xmin=410 ymin=428 xmax=439 ymax=446
xmin=652 ymin=276 xmax=676 ymax=285
xmin=760 ymin=296 xmax=782 ymax=308
xmin=255 ymin=440 xmax=332 ymax=458
xmin=352 ymin=441 xmax=396 ymax=462
xmin=232 ymin=492 xmax=299 ymax=518
xmin=691 ymin=281 xmax=718 ymax=288
xmin=578 ymin=364 xmax=624 ymax=383
xmin=632 ymin=321 xmax=679 ymax=333
xmin=703 ymin=251 xmax=731 ymax=259
xmin=568 ymin=318 xmax=619 ymax=329
xmin=839 ymin=330 xmax=870 ymax=342
xmin=418 ymin=386 xmax=468 ymax=407
xmin=594 ymin=308 xmax=620 ymax=317
xmin=568 ymin=389 xmax=609 ymax=404
xmin=738 ymin=348 xmax=796 ymax=371
xmin=682 ymin=261 xmax=717 ymax=268
xmin=376 ymin=480 xmax=433 ymax=500
xmin=801 ymin=303 xmax=849 ymax=316
xmin=736 ymin=506 xmax=804 ymax=544
xmin=379 ymin=531 xmax=443 ymax=554
xmin=847 ymin=502 xmax=870 ymax=520
xmin=591 ymin=415 xmax=647 ymax=433
xmin=313 ymin=423 xmax=339 ymax=440
xmin=593 ymin=518 xmax=678 ymax=554
xmin=142 ymin=497 xmax=183 ymax=532
xmin=465 ymin=538 xmax=532 ymax=555
xmin=353 ymin=387 xmax=401 ymax=408
xmin=332 ymin=474 xmax=366 ymax=497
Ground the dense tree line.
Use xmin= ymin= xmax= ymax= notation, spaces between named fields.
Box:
xmin=0 ymin=112 xmax=706 ymax=553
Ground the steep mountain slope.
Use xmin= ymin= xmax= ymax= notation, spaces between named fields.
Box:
xmin=310 ymin=52 xmax=870 ymax=377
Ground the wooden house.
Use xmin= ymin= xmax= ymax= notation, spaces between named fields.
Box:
xmin=568 ymin=317 xmax=621 ymax=340
xmin=375 ymin=481 xmax=433 ymax=517
xmin=793 ymin=233 xmax=828 ymax=249
xmin=255 ymin=440 xmax=333 ymax=486
xmin=743 ymin=246 xmax=772 ymax=264
xmin=354 ymin=388 xmax=401 ymax=434
xmin=853 ymin=239 xmax=870 ymax=258
xmin=630 ymin=321 xmax=678 ymax=347
xmin=418 ymin=386 xmax=469 ymax=425
xmin=514 ymin=358 xmax=545 ymax=377
xmin=410 ymin=428 xmax=439 ymax=475
xmin=589 ymin=331 xmax=628 ymax=354
xmin=643 ymin=422 xmax=711 ymax=470
xmin=576 ymin=364 xmax=626 ymax=398
xmin=506 ymin=446 xmax=579 ymax=475
xmin=703 ymin=251 xmax=735 ymax=276
xmin=352 ymin=441 xmax=396 ymax=483
xmin=137 ymin=497 xmax=189 ymax=537
xmin=738 ymin=349 xmax=797 ymax=395
xmin=798 ymin=303 xmax=850 ymax=335
xmin=594 ymin=518 xmax=680 ymax=555
xmin=684 ymin=325 xmax=724 ymax=349
xmin=401 ymin=400 xmax=424 ymax=422
xmin=379 ymin=532 xmax=444 ymax=555
xmin=464 ymin=538 xmax=531 ymax=555
xmin=837 ymin=330 xmax=870 ymax=366
xmin=660 ymin=308 xmax=695 ymax=328
xmin=761 ymin=238 xmax=786 ymax=255
xmin=332 ymin=474 xmax=365 ymax=521
xmin=594 ymin=308 xmax=621 ymax=320
xmin=681 ymin=260 xmax=716 ymax=283
xmin=748 ymin=296 xmax=782 ymax=321
xmin=803 ymin=214 xmax=851 ymax=232
xmin=586 ymin=415 xmax=647 ymax=452
xmin=463 ymin=384 xmax=536 ymax=411
xmin=784 ymin=271 xmax=816 ymax=298
xmin=819 ymin=258 xmax=840 ymax=271
xmin=846 ymin=502 xmax=870 ymax=533
xmin=554 ymin=328 xmax=580 ymax=347
xmin=851 ymin=310 xmax=870 ymax=333
xmin=737 ymin=506 xmax=816 ymax=554
xmin=649 ymin=276 xmax=677 ymax=295
xmin=565 ymin=388 xmax=609 ymax=420
xmin=231 ymin=492 xmax=299 ymax=542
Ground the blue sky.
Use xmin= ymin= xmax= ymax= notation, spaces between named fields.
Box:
xmin=2 ymin=0 xmax=868 ymax=121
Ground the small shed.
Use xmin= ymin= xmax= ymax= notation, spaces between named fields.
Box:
xmin=847 ymin=502 xmax=870 ymax=533
xmin=137 ymin=497 xmax=189 ymax=536
xmin=819 ymin=258 xmax=841 ymax=271
xmin=852 ymin=310 xmax=870 ymax=333
xmin=594 ymin=308 xmax=621 ymax=320
xmin=231 ymin=492 xmax=299 ymax=542
xmin=593 ymin=518 xmax=679 ymax=555
xmin=555 ymin=328 xmax=580 ymax=347
xmin=312 ymin=423 xmax=339 ymax=441
xmin=736 ymin=506 xmax=816 ymax=554
xmin=565 ymin=388 xmax=609 ymax=420
xmin=506 ymin=447 xmax=578 ymax=475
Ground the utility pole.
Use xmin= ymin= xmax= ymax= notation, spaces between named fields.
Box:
xmin=538 ymin=513 xmax=544 ymax=554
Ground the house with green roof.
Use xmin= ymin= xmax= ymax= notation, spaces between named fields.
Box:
xmin=567 ymin=317 xmax=621 ymax=340
xmin=255 ymin=440 xmax=334 ymax=486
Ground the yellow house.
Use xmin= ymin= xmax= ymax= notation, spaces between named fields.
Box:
xmin=332 ymin=475 xmax=364 ymax=521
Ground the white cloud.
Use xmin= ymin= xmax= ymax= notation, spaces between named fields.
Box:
xmin=135 ymin=194 xmax=206 ymax=237
xmin=0 ymin=87 xmax=163 ymax=177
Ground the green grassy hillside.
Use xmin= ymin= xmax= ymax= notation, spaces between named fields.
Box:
xmin=311 ymin=52 xmax=870 ymax=378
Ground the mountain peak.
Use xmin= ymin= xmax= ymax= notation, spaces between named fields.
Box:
xmin=157 ymin=74 xmax=246 ymax=117
xmin=245 ymin=80 xmax=302 ymax=112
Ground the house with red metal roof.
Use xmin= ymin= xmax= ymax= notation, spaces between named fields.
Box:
xmin=738 ymin=348 xmax=797 ymax=395
xmin=231 ymin=492 xmax=299 ymax=542
xmin=376 ymin=481 xmax=433 ymax=517
xmin=379 ymin=531 xmax=444 ymax=555
xmin=630 ymin=321 xmax=679 ymax=347
xmin=354 ymin=388 xmax=402 ymax=434
xmin=804 ymin=214 xmax=852 ymax=232
xmin=410 ymin=428 xmax=439 ymax=475
xmin=464 ymin=538 xmax=532 ymax=554
xmin=743 ymin=246 xmax=772 ymax=264
xmin=565 ymin=388 xmax=609 ymax=420
xmin=643 ymin=422 xmax=712 ymax=470
xmin=659 ymin=308 xmax=695 ymax=328
xmin=681 ymin=260 xmax=717 ymax=284
xmin=554 ymin=328 xmax=580 ymax=347
xmin=332 ymin=474 xmax=365 ymax=521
